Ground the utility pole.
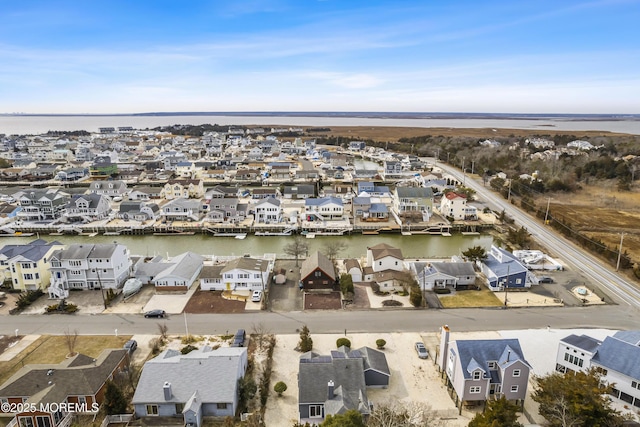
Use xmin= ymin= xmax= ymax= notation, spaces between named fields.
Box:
xmin=507 ymin=180 xmax=512 ymax=202
xmin=544 ymin=197 xmax=551 ymax=225
xmin=462 ymin=157 xmax=466 ymax=187
xmin=616 ymin=233 xmax=625 ymax=271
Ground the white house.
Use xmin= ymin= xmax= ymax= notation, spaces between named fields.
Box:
xmin=149 ymin=252 xmax=204 ymax=292
xmin=304 ymin=197 xmax=344 ymax=221
xmin=440 ymin=192 xmax=478 ymax=220
xmin=200 ymin=257 xmax=271 ymax=291
xmin=254 ymin=198 xmax=282 ymax=224
xmin=344 ymin=259 xmax=363 ymax=282
xmin=366 ymin=243 xmax=404 ymax=274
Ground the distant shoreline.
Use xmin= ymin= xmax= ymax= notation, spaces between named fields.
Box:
xmin=3 ymin=112 xmax=639 ymax=121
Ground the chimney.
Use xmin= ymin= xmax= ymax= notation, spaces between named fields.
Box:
xmin=163 ymin=381 xmax=172 ymax=400
xmin=438 ymin=325 xmax=450 ymax=372
xmin=327 ymin=380 xmax=335 ymax=400
xmin=507 ymin=350 xmax=511 ymax=363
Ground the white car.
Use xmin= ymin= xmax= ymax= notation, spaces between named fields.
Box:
xmin=251 ymin=290 xmax=263 ymax=302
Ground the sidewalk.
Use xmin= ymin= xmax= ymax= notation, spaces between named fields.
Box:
xmin=0 ymin=335 xmax=39 ymax=362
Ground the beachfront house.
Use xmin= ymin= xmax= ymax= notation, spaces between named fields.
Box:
xmin=392 ymin=187 xmax=433 ymax=222
xmin=440 ymin=192 xmax=478 ymax=220
xmin=304 ymin=197 xmax=344 ymax=221
xmin=62 ymin=193 xmax=111 ymax=222
xmin=254 ymin=198 xmax=282 ymax=224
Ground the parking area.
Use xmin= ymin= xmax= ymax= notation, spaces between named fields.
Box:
xmin=268 ymin=260 xmax=303 ymax=312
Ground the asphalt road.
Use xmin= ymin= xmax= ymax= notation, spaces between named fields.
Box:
xmin=3 ymin=305 xmax=638 ymax=337
xmin=435 ymin=160 xmax=640 ymax=309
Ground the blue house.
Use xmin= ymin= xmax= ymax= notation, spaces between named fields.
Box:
xmin=480 ymin=246 xmax=532 ymax=291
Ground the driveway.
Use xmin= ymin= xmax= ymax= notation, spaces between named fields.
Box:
xmin=269 ymin=260 xmax=303 ymax=312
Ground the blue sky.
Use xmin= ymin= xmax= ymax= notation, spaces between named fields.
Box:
xmin=1 ymin=0 xmax=639 ymax=114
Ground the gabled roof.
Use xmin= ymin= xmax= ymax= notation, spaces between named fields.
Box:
xmin=453 ymin=339 xmax=530 ymax=379
xmin=430 ymin=261 xmax=475 ymax=277
xmin=305 ymin=197 xmax=343 ymax=207
xmin=133 ymin=346 xmax=246 ymax=405
xmin=0 ymin=349 xmax=127 ymax=403
xmin=592 ymin=336 xmax=640 ymax=380
xmin=51 ymin=243 xmax=121 ymax=261
xmin=222 ymin=257 xmax=269 ymax=273
xmin=344 ymin=259 xmax=361 ymax=272
xmin=300 ymin=251 xmax=336 ymax=281
xmin=613 ymin=330 xmax=640 ymax=346
xmin=367 ymin=243 xmax=403 ymax=261
xmin=0 ymin=239 xmax=61 ymax=262
xmin=153 ymin=252 xmax=203 ymax=282
xmin=395 ymin=187 xmax=433 ymax=198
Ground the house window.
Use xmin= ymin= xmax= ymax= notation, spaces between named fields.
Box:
xmin=513 ymin=369 xmax=521 ymax=377
xmin=632 ymin=381 xmax=640 ymax=390
xmin=315 ymin=271 xmax=322 ymax=277
xmin=216 ymin=403 xmax=227 ymax=409
xmin=36 ymin=416 xmax=52 ymax=427
xmin=309 ymin=405 xmax=323 ymax=418
xmin=18 ymin=418 xmax=34 ymax=427
xmin=469 ymin=386 xmax=481 ymax=394
xmin=146 ymin=405 xmax=158 ymax=415
xmin=487 ymin=361 xmax=496 ymax=369
xmin=473 ymin=371 xmax=482 ymax=380
xmin=78 ymin=396 xmax=86 ymax=405
xmin=23 ymin=274 xmax=34 ymax=280
xmin=510 ymin=385 xmax=519 ymax=393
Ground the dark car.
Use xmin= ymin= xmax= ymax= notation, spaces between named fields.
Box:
xmin=123 ymin=339 xmax=137 ymax=354
xmin=538 ymin=276 xmax=554 ymax=284
xmin=144 ymin=309 xmax=166 ymax=318
xmin=232 ymin=329 xmax=246 ymax=347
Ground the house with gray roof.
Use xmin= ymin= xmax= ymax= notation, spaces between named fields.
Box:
xmin=161 ymin=198 xmax=203 ymax=222
xmin=392 ymin=187 xmax=433 ymax=221
xmin=413 ymin=259 xmax=477 ymax=290
xmin=298 ymin=345 xmax=390 ymax=424
xmin=304 ymin=197 xmax=343 ymax=221
xmin=89 ymin=180 xmax=128 ymax=196
xmin=145 ymin=252 xmax=204 ymax=292
xmin=0 ymin=349 xmax=128 ymax=427
xmin=199 ymin=257 xmax=271 ymax=291
xmin=62 ymin=193 xmax=111 ymax=222
xmin=133 ymin=346 xmax=248 ymax=426
xmin=555 ymin=331 xmax=640 ymax=408
xmin=0 ymin=239 xmax=64 ymax=291
xmin=118 ymin=201 xmax=160 ymax=221
xmin=300 ymin=251 xmax=337 ymax=291
xmin=438 ymin=325 xmax=531 ymax=412
xmin=16 ymin=188 xmax=69 ymax=221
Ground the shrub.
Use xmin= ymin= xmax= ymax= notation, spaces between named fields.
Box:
xmin=297 ymin=325 xmax=313 ymax=352
xmin=180 ymin=344 xmax=197 ymax=354
xmin=274 ymin=381 xmax=287 ymax=396
xmin=376 ymin=339 xmax=386 ymax=349
xmin=434 ymin=288 xmax=452 ymax=294
xmin=339 ymin=273 xmax=354 ymax=295
xmin=410 ymin=284 xmax=423 ymax=307
xmin=336 ymin=338 xmax=351 ymax=348
xmin=382 ymin=299 xmax=403 ymax=307
xmin=149 ymin=338 xmax=162 ymax=355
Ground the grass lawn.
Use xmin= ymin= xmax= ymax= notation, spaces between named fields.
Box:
xmin=439 ymin=287 xmax=503 ymax=308
xmin=0 ymin=335 xmax=131 ymax=385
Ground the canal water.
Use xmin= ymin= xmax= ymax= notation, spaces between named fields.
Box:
xmin=2 ymin=234 xmax=492 ymax=259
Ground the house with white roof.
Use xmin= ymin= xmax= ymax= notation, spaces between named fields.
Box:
xmin=133 ymin=346 xmax=248 ymax=426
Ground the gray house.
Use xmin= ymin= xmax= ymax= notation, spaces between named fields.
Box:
xmin=298 ymin=346 xmax=389 ymax=424
xmin=414 ymin=260 xmax=477 ymax=290
xmin=133 ymin=346 xmax=248 ymax=426
xmin=438 ymin=326 xmax=531 ymax=412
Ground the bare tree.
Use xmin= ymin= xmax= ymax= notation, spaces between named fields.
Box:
xmin=251 ymin=322 xmax=271 ymax=348
xmin=368 ymin=401 xmax=444 ymax=427
xmin=283 ymin=236 xmax=309 ymax=267
xmin=322 ymin=241 xmax=347 ymax=261
xmin=157 ymin=323 xmax=168 ymax=341
xmin=64 ymin=327 xmax=79 ymax=357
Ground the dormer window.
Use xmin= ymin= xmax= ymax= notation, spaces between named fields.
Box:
xmin=487 ymin=361 xmax=497 ymax=369
xmin=473 ymin=371 xmax=482 ymax=380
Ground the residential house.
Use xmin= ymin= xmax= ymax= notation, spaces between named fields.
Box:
xmin=251 ymin=188 xmax=279 ymax=199
xmin=383 ymin=160 xmax=403 ymax=178
xmin=47 ymin=243 xmax=131 ymax=297
xmin=118 ymin=201 xmax=160 ymax=221
xmin=440 ymin=192 xmax=478 ymax=220
xmin=392 ymin=187 xmax=433 ymax=221
xmin=270 ymin=163 xmax=292 ymax=180
xmin=298 ymin=346 xmax=390 ymax=424
xmin=254 ymin=198 xmax=282 ymax=224
xmin=63 ymin=193 xmax=111 ymax=222
xmin=555 ymin=331 xmax=640 ymax=408
xmin=200 ymin=257 xmax=271 ymax=291
xmin=17 ymin=189 xmax=69 ymax=221
xmin=144 ymin=252 xmax=204 ymax=292
xmin=300 ymin=251 xmax=337 ymax=291
xmin=0 ymin=239 xmax=64 ymax=291
xmin=208 ymin=185 xmax=239 ymax=199
xmin=438 ymin=326 xmax=531 ymax=412
xmin=480 ymin=246 xmax=532 ymax=291
xmin=89 ymin=156 xmax=118 ymax=178
xmin=304 ymin=197 xmax=343 ymax=221
xmin=348 ymin=141 xmax=366 ymax=151
xmin=160 ymin=179 xmax=205 ymax=200
xmin=161 ymin=199 xmax=203 ymax=222
xmin=366 ymin=243 xmax=404 ymax=275
xmin=235 ymin=169 xmax=261 ymax=182
xmin=357 ymin=182 xmax=390 ymax=198
xmin=283 ymin=184 xmax=315 ymax=200
xmin=206 ymin=198 xmax=247 ymax=223
xmin=344 ymin=259 xmax=363 ymax=282
xmin=56 ymin=167 xmax=88 ymax=181
xmin=133 ymin=346 xmax=248 ymax=426
xmin=352 ymin=196 xmax=389 ymax=222
xmin=0 ymin=349 xmax=128 ymax=427
xmin=89 ymin=180 xmax=128 ymax=197
xmin=414 ymin=259 xmax=477 ymax=291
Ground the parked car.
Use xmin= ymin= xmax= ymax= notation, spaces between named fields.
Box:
xmin=144 ymin=309 xmax=166 ymax=318
xmin=415 ymin=342 xmax=428 ymax=359
xmin=538 ymin=276 xmax=554 ymax=283
xmin=123 ymin=339 xmax=137 ymax=354
xmin=232 ymin=329 xmax=246 ymax=347
xmin=251 ymin=290 xmax=263 ymax=302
